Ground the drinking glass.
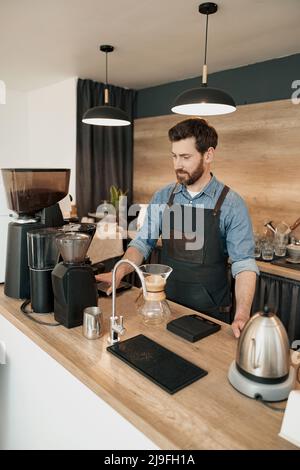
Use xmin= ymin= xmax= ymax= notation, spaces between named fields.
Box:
xmin=274 ymin=241 xmax=287 ymax=257
xmin=274 ymin=229 xmax=288 ymax=257
xmin=261 ymin=240 xmax=274 ymax=261
xmin=254 ymin=236 xmax=262 ymax=259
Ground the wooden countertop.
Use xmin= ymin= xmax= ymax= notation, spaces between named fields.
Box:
xmin=0 ymin=285 xmax=297 ymax=450
xmin=257 ymin=260 xmax=300 ymax=282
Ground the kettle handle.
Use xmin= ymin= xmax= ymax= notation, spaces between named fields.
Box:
xmin=250 ymin=338 xmax=260 ymax=369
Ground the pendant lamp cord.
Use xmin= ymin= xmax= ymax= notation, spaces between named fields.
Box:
xmin=105 ymin=51 xmax=108 ymax=86
xmin=104 ymin=51 xmax=109 ymax=104
xmin=202 ymin=12 xmax=209 ymax=85
xmin=204 ymin=13 xmax=209 ymax=67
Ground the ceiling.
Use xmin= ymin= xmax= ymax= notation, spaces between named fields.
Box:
xmin=0 ymin=0 xmax=299 ymax=92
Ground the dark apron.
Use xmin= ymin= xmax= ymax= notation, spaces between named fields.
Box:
xmin=160 ymin=184 xmax=232 ymax=322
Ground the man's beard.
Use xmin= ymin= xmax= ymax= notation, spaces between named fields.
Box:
xmin=175 ymin=158 xmax=204 ymax=186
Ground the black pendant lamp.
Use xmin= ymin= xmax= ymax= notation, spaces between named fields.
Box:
xmin=172 ymin=3 xmax=236 ymax=116
xmin=82 ymin=45 xmax=131 ymax=126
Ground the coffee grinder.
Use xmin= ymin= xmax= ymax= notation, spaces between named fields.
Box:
xmin=27 ymin=227 xmax=61 ymax=313
xmin=52 ymin=232 xmax=98 ymax=328
xmin=1 ymin=168 xmax=70 ymax=299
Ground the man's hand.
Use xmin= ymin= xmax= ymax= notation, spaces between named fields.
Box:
xmin=95 ymin=247 xmax=144 ymax=295
xmin=95 ymin=271 xmax=122 ymax=296
xmin=231 ymin=312 xmax=250 ymax=338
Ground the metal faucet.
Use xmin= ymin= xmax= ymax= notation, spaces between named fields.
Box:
xmin=109 ymin=259 xmax=147 ymax=345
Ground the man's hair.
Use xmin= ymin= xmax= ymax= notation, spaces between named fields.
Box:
xmin=168 ymin=118 xmax=218 ymax=154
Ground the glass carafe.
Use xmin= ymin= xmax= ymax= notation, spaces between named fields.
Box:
xmin=138 ymin=264 xmax=173 ymax=325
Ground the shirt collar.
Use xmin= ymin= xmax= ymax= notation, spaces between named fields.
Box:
xmin=173 ymin=173 xmax=218 ymax=199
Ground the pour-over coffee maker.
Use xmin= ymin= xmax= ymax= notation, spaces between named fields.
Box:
xmin=51 ymin=232 xmax=98 ymax=328
xmin=1 ymin=168 xmax=70 ymax=299
xmin=138 ymin=264 xmax=173 ymax=325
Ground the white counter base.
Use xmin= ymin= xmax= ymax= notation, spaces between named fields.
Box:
xmin=0 ymin=314 xmax=158 ymax=450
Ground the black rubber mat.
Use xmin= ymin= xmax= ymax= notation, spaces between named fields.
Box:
xmin=107 ymin=334 xmax=207 ymax=394
xmin=167 ymin=314 xmax=221 ymax=342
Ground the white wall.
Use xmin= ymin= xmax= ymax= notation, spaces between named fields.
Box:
xmin=0 ymin=78 xmax=77 ymax=202
xmin=0 ymin=88 xmax=29 ymax=281
xmin=0 ymin=80 xmax=77 ymax=276
xmin=27 ymin=77 xmax=77 ymax=200
xmin=0 ymin=89 xmax=29 ymax=168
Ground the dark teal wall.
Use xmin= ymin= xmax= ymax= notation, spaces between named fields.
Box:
xmin=135 ymin=53 xmax=300 ymax=118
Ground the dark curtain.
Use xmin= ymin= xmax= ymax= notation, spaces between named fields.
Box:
xmin=76 ymin=79 xmax=136 ymax=219
xmin=251 ymin=272 xmax=300 ymax=342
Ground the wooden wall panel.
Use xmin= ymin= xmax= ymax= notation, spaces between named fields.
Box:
xmin=133 ymin=99 xmax=300 ymax=236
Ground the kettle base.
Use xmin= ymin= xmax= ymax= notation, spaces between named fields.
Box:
xmin=228 ymin=361 xmax=296 ymax=402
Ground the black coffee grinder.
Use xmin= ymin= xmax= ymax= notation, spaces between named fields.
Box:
xmin=1 ymin=168 xmax=70 ymax=299
xmin=27 ymin=227 xmax=61 ymax=313
xmin=52 ymin=232 xmax=98 ymax=328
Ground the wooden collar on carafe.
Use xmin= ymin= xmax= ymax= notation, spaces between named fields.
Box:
xmin=145 ymin=275 xmax=166 ymax=301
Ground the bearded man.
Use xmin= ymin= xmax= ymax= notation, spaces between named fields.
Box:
xmin=96 ymin=118 xmax=259 ymax=338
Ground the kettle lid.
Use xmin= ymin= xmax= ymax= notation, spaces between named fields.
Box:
xmin=260 ymin=305 xmax=274 ymax=317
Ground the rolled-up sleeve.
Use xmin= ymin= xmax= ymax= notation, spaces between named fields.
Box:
xmin=224 ymin=193 xmax=260 ymax=278
xmin=128 ymin=192 xmax=165 ymax=260
xmin=231 ymin=258 xmax=259 ymax=278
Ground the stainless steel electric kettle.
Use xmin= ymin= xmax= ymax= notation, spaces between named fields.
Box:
xmin=236 ymin=306 xmax=290 ymax=383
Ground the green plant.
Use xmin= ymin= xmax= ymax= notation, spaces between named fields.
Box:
xmin=109 ymin=185 xmax=128 ymax=208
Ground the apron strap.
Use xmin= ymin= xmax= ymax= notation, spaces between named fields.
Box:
xmin=167 ymin=183 xmax=179 ymax=206
xmin=168 ymin=182 xmax=230 ymax=215
xmin=213 ymin=185 xmax=230 ymax=216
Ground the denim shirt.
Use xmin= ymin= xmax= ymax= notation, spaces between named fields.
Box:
xmin=129 ymin=175 xmax=259 ymax=278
